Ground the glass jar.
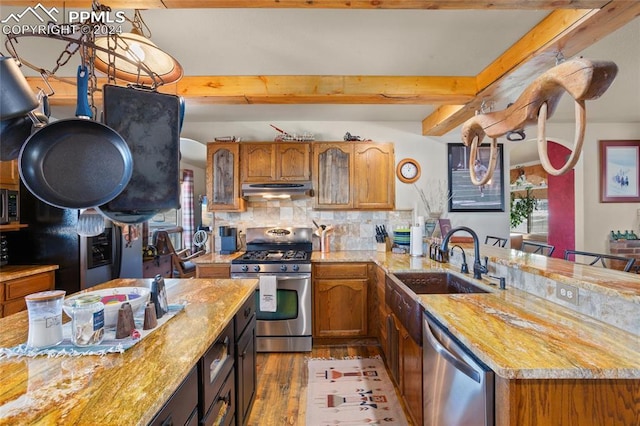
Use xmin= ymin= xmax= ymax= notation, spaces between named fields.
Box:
xmin=68 ymin=295 xmax=105 ymax=347
xmin=25 ymin=290 xmax=66 ymax=349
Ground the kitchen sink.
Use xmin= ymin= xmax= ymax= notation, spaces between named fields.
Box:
xmin=390 ymin=272 xmax=488 ymax=295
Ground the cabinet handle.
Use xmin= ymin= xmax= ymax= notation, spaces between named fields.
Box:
xmin=160 ymin=415 xmax=173 ymax=426
xmin=240 ymin=348 xmax=247 ymax=359
xmin=244 ymin=306 xmax=252 ymax=318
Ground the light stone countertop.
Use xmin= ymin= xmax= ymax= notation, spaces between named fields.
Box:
xmin=0 ymin=277 xmax=258 ymax=425
xmin=0 ymin=265 xmax=59 ymax=282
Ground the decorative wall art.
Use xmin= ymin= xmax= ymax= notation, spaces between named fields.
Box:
xmin=448 ymin=143 xmax=505 ymax=212
xmin=599 ymin=140 xmax=640 ymax=203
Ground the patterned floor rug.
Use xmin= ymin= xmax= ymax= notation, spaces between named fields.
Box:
xmin=306 ymin=356 xmax=409 ymax=425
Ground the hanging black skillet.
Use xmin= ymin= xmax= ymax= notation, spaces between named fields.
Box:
xmin=18 ymin=65 xmax=133 ymax=209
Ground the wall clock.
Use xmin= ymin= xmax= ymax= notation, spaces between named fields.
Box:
xmin=396 ymin=158 xmax=421 ymax=183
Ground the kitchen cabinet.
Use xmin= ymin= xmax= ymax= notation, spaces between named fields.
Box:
xmin=234 ymin=296 xmax=256 ymax=426
xmin=196 ymin=263 xmax=231 ymax=279
xmin=200 ymin=321 xmax=236 ymax=425
xmin=142 ymin=254 xmax=173 ymax=278
xmin=241 ymin=142 xmax=310 ymax=182
xmin=0 ymin=160 xmax=19 ymax=188
xmin=385 ymin=274 xmax=423 ymax=426
xmin=1 ymin=270 xmax=55 ymax=318
xmin=313 ymin=263 xmax=368 ymax=338
xmin=207 ymin=143 xmax=246 ymax=212
xmin=313 ymin=142 xmax=395 ymax=210
xmin=149 ymin=366 xmax=199 ymax=426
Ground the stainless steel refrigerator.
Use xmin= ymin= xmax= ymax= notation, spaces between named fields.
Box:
xmin=6 ymin=184 xmax=143 ymax=295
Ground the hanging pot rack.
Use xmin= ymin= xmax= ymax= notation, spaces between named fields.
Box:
xmin=461 ymin=56 xmax=618 ymax=185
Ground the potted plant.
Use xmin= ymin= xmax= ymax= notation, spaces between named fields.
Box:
xmin=510 ymin=187 xmax=538 ymax=231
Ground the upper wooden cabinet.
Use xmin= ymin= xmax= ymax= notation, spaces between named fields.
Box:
xmin=241 ymin=142 xmax=310 ymax=182
xmin=313 ymin=142 xmax=395 ymax=210
xmin=206 ymin=143 xmax=246 ymax=212
xmin=0 ymin=160 xmax=19 ymax=188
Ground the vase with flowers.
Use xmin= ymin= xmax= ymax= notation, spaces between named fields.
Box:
xmin=414 ymin=179 xmax=451 ymax=236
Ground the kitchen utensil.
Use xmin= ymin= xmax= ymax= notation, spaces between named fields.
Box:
xmin=100 ymin=84 xmax=181 ymax=212
xmin=76 ymin=208 xmax=106 ymax=237
xmin=19 ymin=66 xmax=133 ymax=209
xmin=0 ymin=94 xmax=49 ymax=161
xmin=0 ymin=56 xmax=39 ymax=120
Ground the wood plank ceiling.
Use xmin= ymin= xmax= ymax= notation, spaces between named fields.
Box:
xmin=13 ymin=0 xmax=640 ymax=136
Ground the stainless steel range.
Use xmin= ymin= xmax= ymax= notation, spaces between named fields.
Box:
xmin=231 ymin=227 xmax=312 ymax=352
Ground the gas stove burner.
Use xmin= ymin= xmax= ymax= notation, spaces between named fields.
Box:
xmin=236 ymin=250 xmax=309 ymax=263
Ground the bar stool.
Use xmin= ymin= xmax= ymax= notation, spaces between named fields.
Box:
xmin=564 ymin=249 xmax=635 ymax=272
xmin=484 ymin=235 xmax=508 ymax=247
xmin=521 ymin=241 xmax=555 ymax=256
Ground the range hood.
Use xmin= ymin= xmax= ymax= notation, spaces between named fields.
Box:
xmin=241 ymin=181 xmax=313 ymax=199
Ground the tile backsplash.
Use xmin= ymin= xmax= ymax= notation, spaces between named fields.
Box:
xmin=206 ymin=198 xmax=414 ymax=251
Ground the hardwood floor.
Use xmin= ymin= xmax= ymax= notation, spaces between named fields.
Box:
xmin=245 ymin=341 xmax=414 ymax=425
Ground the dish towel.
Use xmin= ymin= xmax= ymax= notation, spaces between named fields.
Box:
xmin=259 ymin=275 xmax=277 ymax=312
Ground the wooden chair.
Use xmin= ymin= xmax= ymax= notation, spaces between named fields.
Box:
xmin=484 ymin=235 xmax=508 ymax=247
xmin=153 ymin=230 xmax=205 ymax=278
xmin=521 ymin=241 xmax=555 ymax=256
xmin=564 ymin=249 xmax=635 ymax=272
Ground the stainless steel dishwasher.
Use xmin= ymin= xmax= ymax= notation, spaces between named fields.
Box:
xmin=423 ymin=313 xmax=494 ymax=426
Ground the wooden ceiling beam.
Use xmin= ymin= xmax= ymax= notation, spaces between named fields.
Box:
xmin=26 ymin=75 xmax=476 ymax=105
xmin=0 ymin=1 xmax=611 ymax=9
xmin=422 ymin=1 xmax=640 ymax=136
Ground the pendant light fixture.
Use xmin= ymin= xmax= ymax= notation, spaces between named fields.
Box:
xmin=93 ymin=10 xmax=183 ymax=85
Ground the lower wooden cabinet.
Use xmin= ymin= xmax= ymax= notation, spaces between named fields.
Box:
xmin=149 ymin=366 xmax=199 ymax=426
xmin=313 ymin=263 xmax=369 ymax=338
xmin=196 ymin=263 xmax=231 ymax=278
xmin=1 ymin=270 xmax=55 ymax=318
xmin=234 ymin=296 xmax=256 ymax=426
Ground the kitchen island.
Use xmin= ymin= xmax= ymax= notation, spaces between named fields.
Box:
xmin=0 ymin=277 xmax=257 ymax=425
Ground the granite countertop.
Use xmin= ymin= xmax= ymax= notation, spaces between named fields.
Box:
xmin=192 ymin=252 xmax=242 ymax=264
xmin=313 ymin=250 xmax=640 ymax=380
xmin=0 ymin=277 xmax=258 ymax=425
xmin=0 ymin=265 xmax=59 ymax=282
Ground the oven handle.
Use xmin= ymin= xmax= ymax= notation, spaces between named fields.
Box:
xmin=231 ymin=274 xmax=311 ymax=280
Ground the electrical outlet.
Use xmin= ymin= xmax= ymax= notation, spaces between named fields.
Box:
xmin=556 ymin=283 xmax=579 ymax=305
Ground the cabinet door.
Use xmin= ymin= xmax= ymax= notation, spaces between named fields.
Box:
xmin=0 ymin=160 xmax=19 ymax=188
xmin=196 ymin=263 xmax=230 ymax=279
xmin=353 ymin=143 xmax=395 ymax=210
xmin=207 ymin=143 xmax=245 ymax=212
xmin=314 ymin=279 xmax=368 ymax=337
xmin=236 ymin=317 xmax=256 ymax=426
xmin=276 ymin=143 xmax=310 ymax=181
xmin=313 ymin=143 xmax=353 ymax=209
xmin=400 ymin=326 xmax=423 ymax=426
xmin=241 ymin=143 xmax=276 ymax=182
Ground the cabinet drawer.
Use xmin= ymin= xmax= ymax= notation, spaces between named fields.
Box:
xmin=234 ymin=295 xmax=256 ymax=338
xmin=149 ymin=366 xmax=198 ymax=426
xmin=200 ymin=321 xmax=235 ymax=415
xmin=5 ymin=272 xmax=54 ymax=301
xmin=197 ymin=264 xmax=230 ymax=279
xmin=314 ymin=263 xmax=368 ymax=279
xmin=202 ymin=368 xmax=236 ymax=426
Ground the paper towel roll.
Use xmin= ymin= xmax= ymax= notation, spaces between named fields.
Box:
xmin=410 ymin=225 xmax=423 ymax=257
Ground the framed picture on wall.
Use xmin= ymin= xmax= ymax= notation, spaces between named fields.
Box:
xmin=447 ymin=143 xmax=505 ymax=212
xmin=599 ymin=140 xmax=640 ymax=203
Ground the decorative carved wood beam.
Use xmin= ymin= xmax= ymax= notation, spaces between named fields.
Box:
xmin=0 ymin=0 xmax=611 ymax=9
xmin=27 ymin=75 xmax=477 ymax=105
xmin=422 ymin=1 xmax=640 ymax=136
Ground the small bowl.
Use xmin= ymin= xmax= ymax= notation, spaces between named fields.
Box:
xmin=64 ymin=287 xmax=151 ymax=328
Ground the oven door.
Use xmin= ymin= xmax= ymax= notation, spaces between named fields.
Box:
xmin=253 ymin=274 xmax=312 ymax=338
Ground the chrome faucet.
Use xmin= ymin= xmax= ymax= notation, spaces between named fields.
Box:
xmin=440 ymin=226 xmax=488 ymax=279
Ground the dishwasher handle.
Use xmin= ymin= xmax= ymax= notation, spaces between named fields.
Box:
xmin=424 ymin=317 xmax=481 ymax=383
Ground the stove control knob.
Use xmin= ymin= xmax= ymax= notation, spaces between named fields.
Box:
xmin=253 ymin=265 xmax=261 ymax=272
xmin=280 ymin=264 xmax=288 ymax=272
xmin=241 ymin=265 xmax=249 ymax=273
xmin=292 ymin=264 xmax=300 ymax=272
